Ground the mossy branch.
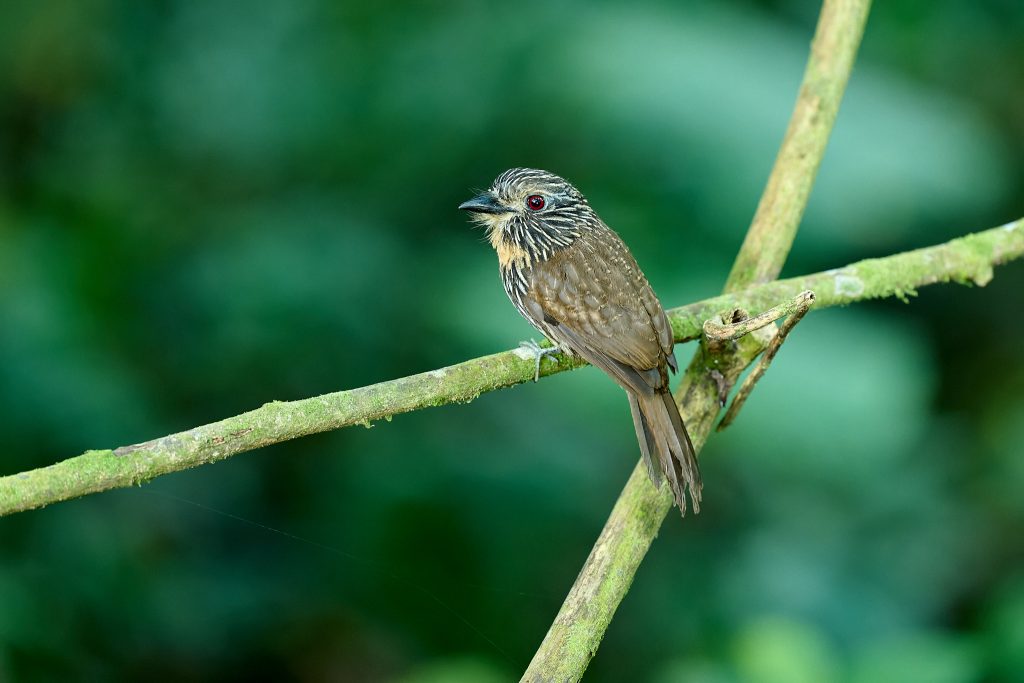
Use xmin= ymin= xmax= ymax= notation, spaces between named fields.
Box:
xmin=523 ymin=1 xmax=865 ymax=679
xmin=724 ymin=0 xmax=872 ymax=290
xmin=520 ymin=316 xmax=778 ymax=683
xmin=527 ymin=205 xmax=1018 ymax=680
xmin=0 ymin=219 xmax=1019 ymax=519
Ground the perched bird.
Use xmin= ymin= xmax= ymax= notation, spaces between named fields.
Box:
xmin=459 ymin=168 xmax=701 ymax=514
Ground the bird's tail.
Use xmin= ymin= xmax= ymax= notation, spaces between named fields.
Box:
xmin=629 ymin=389 xmax=702 ymax=515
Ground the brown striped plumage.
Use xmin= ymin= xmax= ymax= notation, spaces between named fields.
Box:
xmin=459 ymin=168 xmax=701 ymax=515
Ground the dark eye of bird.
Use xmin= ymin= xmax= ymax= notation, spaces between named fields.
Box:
xmin=526 ymin=195 xmax=545 ymax=211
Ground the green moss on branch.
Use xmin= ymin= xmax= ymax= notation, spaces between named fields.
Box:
xmin=669 ymin=218 xmax=1023 ymax=341
xmin=0 ymin=218 xmax=1020 ymax=517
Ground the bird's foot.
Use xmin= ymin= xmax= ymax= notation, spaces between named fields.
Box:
xmin=519 ymin=338 xmax=563 ymax=382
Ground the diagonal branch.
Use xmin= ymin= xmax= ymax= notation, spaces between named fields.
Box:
xmin=520 ymin=316 xmax=778 ymax=683
xmin=0 ymin=219 xmax=1018 ymax=516
xmin=725 ymin=0 xmax=873 ymax=291
xmin=523 ymin=1 xmax=872 ymax=680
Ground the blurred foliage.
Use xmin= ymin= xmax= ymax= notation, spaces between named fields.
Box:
xmin=1 ymin=1 xmax=1022 ymax=681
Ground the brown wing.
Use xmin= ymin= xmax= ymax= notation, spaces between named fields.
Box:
xmin=524 ymin=227 xmax=674 ymax=395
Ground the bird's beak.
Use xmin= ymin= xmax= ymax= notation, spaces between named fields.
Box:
xmin=458 ymin=192 xmax=510 ymax=215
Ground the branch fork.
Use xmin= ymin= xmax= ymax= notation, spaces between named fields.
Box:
xmin=714 ymin=291 xmax=815 ymax=430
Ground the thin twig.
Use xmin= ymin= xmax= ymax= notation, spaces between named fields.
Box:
xmin=717 ymin=292 xmax=815 ymax=430
xmin=703 ymin=290 xmax=816 ymax=342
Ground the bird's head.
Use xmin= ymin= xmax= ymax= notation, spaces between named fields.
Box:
xmin=459 ymin=168 xmax=594 ymax=266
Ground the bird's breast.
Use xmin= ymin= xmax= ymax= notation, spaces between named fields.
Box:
xmin=500 ymin=261 xmax=548 ymax=330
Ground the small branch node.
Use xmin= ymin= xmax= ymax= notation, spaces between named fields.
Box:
xmin=703 ymin=290 xmax=815 ymax=342
xmin=716 ymin=290 xmax=815 ymax=431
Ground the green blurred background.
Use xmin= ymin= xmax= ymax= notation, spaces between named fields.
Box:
xmin=1 ymin=1 xmax=1022 ymax=681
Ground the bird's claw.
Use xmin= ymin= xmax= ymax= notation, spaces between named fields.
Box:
xmin=519 ymin=338 xmax=561 ymax=382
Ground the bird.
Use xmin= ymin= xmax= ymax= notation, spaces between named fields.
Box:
xmin=459 ymin=168 xmax=701 ymax=515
